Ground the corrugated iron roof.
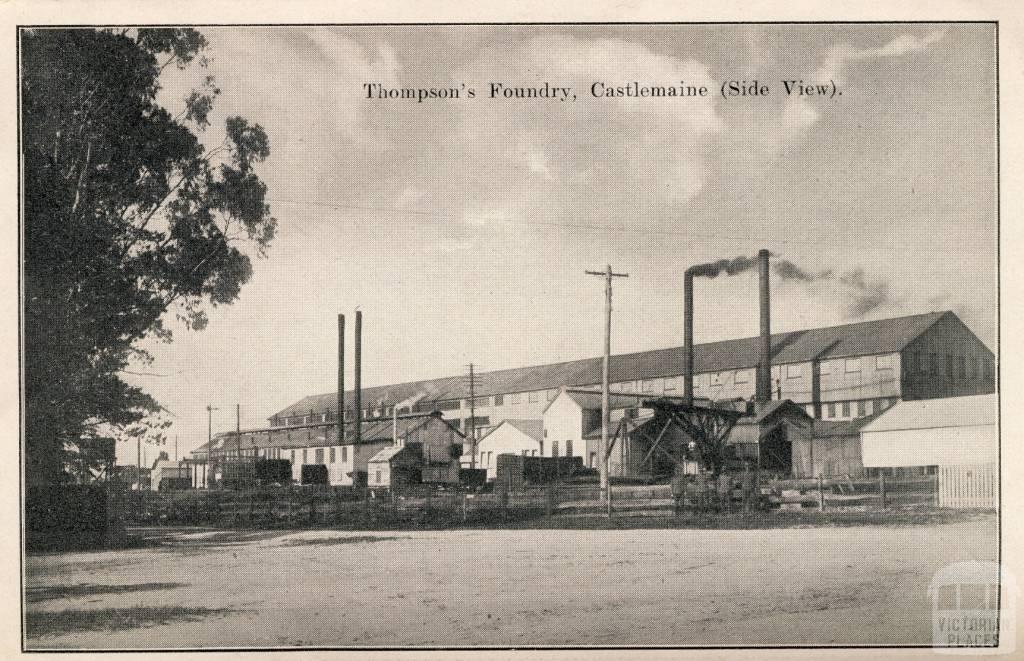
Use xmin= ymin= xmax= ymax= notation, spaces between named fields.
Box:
xmin=860 ymin=394 xmax=997 ymax=434
xmin=811 ymin=412 xmax=885 ymax=438
xmin=273 ymin=311 xmax=961 ymax=420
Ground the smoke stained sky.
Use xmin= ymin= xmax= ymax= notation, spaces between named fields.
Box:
xmin=118 ymin=24 xmax=995 ymax=461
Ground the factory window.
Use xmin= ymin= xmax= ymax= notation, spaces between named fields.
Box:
xmin=735 ymin=370 xmax=751 ymax=384
xmin=620 ymin=382 xmax=634 ymax=392
xmin=494 ymin=394 xmax=504 ymax=406
xmin=841 ymin=401 xmax=851 ymax=417
xmin=845 ymin=359 xmax=860 ymax=373
xmin=302 ymin=449 xmax=308 ymax=463
xmin=664 ymin=377 xmax=677 ymax=391
xmin=642 ymin=379 xmax=658 ymax=392
xmin=342 ymin=446 xmax=348 ymax=462
xmin=329 ymin=448 xmax=336 ymax=463
xmin=291 ymin=450 xmax=295 ymax=463
xmin=786 ymin=365 xmax=802 ymax=379
xmin=876 ymin=355 xmax=894 ymax=370
xmin=532 ymin=450 xmax=538 ymax=457
xmin=710 ymin=373 xmax=723 ymax=386
xmin=375 ymin=470 xmax=382 ymax=484
xmin=435 ymin=399 xmax=460 ymax=411
xmin=827 ymin=402 xmax=837 ymax=419
xmin=551 ymin=441 xmax=559 ymax=458
xmin=589 ymin=452 xmax=596 ymax=467
xmin=528 ymin=391 xmax=539 ymax=403
xmin=566 ymin=440 xmax=573 ymax=457
xmin=819 ymin=360 xmax=832 ymax=375
xmin=857 ymin=401 xmax=867 ymax=417
xmin=315 ymin=448 xmax=324 ymax=464
xmin=510 ymin=393 xmax=522 ymax=404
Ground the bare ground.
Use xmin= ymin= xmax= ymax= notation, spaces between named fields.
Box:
xmin=24 ymin=512 xmax=998 ymax=649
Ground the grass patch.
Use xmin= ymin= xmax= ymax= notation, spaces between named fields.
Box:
xmin=25 ymin=606 xmax=241 ymax=639
xmin=282 ymin=535 xmax=404 ymax=546
xmin=26 ymin=582 xmax=188 ymax=603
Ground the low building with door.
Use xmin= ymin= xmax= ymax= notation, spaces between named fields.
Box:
xmin=472 ymin=419 xmax=544 ymax=480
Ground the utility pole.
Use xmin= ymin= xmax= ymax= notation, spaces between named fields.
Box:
xmin=468 ymin=363 xmax=477 ymax=470
xmin=174 ymin=434 xmax=178 ymax=463
xmin=206 ymin=404 xmax=218 ymax=489
xmin=585 ymin=265 xmax=629 ymax=510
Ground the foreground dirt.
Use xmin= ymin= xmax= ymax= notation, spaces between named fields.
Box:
xmin=25 ymin=514 xmax=997 ymax=648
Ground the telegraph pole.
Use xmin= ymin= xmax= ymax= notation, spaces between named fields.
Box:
xmin=468 ymin=363 xmax=477 ymax=470
xmin=585 ymin=265 xmax=629 ymax=510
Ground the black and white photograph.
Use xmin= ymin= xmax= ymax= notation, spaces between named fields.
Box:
xmin=17 ymin=19 xmax=1002 ymax=652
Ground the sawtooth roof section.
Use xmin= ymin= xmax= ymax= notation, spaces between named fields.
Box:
xmin=273 ymin=311 xmax=954 ymax=420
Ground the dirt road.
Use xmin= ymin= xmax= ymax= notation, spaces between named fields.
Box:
xmin=25 ymin=514 xmax=997 ymax=649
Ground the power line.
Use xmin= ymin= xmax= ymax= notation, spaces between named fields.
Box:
xmin=264 ymin=197 xmax=881 ymax=249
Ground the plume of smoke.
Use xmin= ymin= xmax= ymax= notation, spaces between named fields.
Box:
xmin=689 ymin=254 xmax=896 ymax=319
xmin=771 ymin=258 xmax=894 ymax=319
xmin=688 ymin=255 xmax=760 ymax=278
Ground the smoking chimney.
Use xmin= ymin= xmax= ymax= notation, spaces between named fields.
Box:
xmin=683 ymin=268 xmax=695 ymax=406
xmin=354 ymin=310 xmax=362 ymax=444
xmin=756 ymin=249 xmax=772 ymax=403
xmin=337 ymin=314 xmax=345 ymax=444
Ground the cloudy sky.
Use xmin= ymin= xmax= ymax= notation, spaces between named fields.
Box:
xmin=122 ymin=24 xmax=996 ymax=463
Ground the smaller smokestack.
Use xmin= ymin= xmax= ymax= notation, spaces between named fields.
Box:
xmin=756 ymin=249 xmax=772 ymax=403
xmin=355 ymin=310 xmax=362 ymax=444
xmin=683 ymin=269 xmax=695 ymax=406
xmin=337 ymin=314 xmax=345 ymax=445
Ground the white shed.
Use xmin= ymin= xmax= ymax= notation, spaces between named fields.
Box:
xmin=860 ymin=394 xmax=997 ymax=468
xmin=475 ymin=419 xmax=543 ymax=480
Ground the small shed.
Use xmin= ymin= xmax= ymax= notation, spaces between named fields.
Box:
xmin=474 ymin=419 xmax=543 ymax=479
xmin=792 ymin=415 xmax=878 ymax=478
xmin=728 ymin=400 xmax=814 ymax=474
xmin=367 ymin=445 xmax=422 ymax=490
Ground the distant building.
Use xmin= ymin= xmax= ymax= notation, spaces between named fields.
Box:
xmin=188 ymin=412 xmax=464 ymax=489
xmin=268 ymin=311 xmax=994 ymax=438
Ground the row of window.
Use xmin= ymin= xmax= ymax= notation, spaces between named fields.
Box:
xmin=820 ymin=398 xmax=898 ymax=420
xmin=905 ymin=352 xmax=993 ymax=381
xmin=287 ymin=446 xmax=349 ymax=465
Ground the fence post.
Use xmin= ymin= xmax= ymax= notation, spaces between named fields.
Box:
xmin=880 ymin=473 xmax=887 ymax=509
xmin=934 ymin=470 xmax=940 ymax=507
xmin=462 ymin=493 xmax=468 ymax=524
xmin=818 ymin=476 xmax=825 ymax=512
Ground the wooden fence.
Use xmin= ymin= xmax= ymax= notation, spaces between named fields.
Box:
xmin=939 ymin=463 xmax=998 ymax=509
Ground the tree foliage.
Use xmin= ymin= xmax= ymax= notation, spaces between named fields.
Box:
xmin=22 ymin=28 xmax=276 ymax=485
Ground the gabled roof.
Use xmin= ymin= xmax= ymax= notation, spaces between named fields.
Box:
xmin=734 ymin=399 xmax=814 ymax=427
xmin=501 ymin=419 xmax=544 ymax=443
xmin=860 ymin=394 xmax=996 ymax=434
xmin=272 ymin=311 xmax=967 ymax=420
